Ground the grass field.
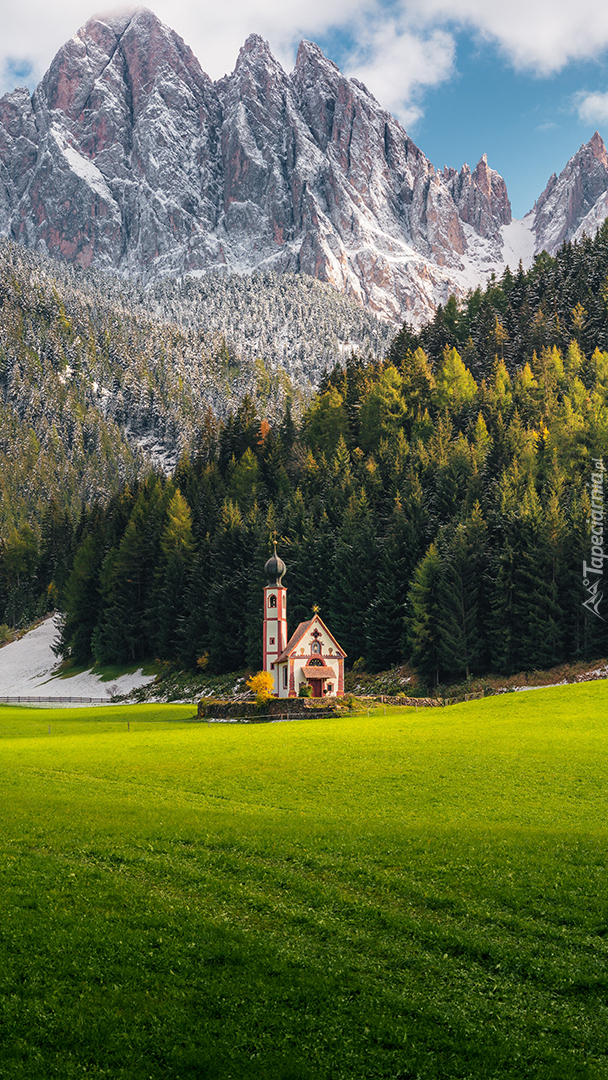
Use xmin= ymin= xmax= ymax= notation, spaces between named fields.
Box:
xmin=1 ymin=689 xmax=607 ymax=1079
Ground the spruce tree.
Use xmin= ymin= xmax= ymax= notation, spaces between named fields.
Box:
xmin=406 ymin=543 xmax=443 ymax=687
xmin=150 ymin=490 xmax=195 ymax=661
xmin=59 ymin=532 xmax=103 ymax=662
xmin=437 ymin=505 xmax=488 ymax=679
xmin=365 ymin=494 xmax=423 ymax=672
xmin=328 ymin=489 xmax=377 ymax=664
xmin=179 ymin=533 xmax=212 ymax=671
xmin=207 ymin=500 xmax=250 ymax=672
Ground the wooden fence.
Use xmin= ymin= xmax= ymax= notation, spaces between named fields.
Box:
xmin=0 ymin=695 xmax=109 ymax=704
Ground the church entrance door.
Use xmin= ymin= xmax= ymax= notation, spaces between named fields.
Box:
xmin=310 ymin=679 xmax=323 ymax=698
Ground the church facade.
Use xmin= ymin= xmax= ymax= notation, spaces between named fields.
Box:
xmin=263 ymin=545 xmax=346 ymax=698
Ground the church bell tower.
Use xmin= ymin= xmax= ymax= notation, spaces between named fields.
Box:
xmin=263 ymin=542 xmax=287 ymax=696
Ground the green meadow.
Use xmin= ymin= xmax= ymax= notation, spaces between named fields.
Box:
xmin=1 ymin=690 xmax=607 ymax=1079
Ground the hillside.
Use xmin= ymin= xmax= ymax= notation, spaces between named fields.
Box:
xmin=1 ymin=691 xmax=607 ymax=1077
xmin=0 ymin=240 xmax=389 ymax=535
xmin=80 ymin=264 xmax=393 ymax=384
xmin=390 ymin=216 xmax=608 ymax=380
xmin=6 ymin=226 xmax=608 ymax=683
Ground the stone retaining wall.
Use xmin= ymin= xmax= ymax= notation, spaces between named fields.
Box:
xmin=197 ymin=695 xmax=445 ymax=720
xmin=197 ymin=698 xmax=346 ymax=720
xmin=373 ymin=696 xmax=445 ymax=707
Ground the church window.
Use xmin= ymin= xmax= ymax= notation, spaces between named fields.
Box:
xmin=283 ymin=667 xmax=288 ymax=688
xmin=327 ymin=684 xmax=333 ymax=692
xmin=309 ymin=658 xmax=323 ymax=666
xmin=268 ymin=595 xmax=277 ymax=608
xmin=269 ymin=637 xmax=275 ymax=645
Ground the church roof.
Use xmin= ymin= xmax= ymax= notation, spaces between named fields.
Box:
xmin=276 ymin=614 xmax=346 ymax=663
xmin=301 ymin=664 xmax=336 ymax=679
xmin=276 ymin=620 xmax=313 ymax=663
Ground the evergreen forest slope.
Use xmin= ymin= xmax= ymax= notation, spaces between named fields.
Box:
xmin=6 ymin=224 xmax=608 ymax=682
xmin=0 ymin=241 xmax=389 ymax=534
xmin=391 ymin=221 xmax=608 ymax=379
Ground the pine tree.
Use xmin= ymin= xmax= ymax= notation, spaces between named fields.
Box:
xmin=179 ymin=533 xmax=212 ymax=670
xmin=243 ymin=504 xmax=269 ymax=670
xmin=328 ymin=489 xmax=377 ymax=664
xmin=303 ymin=387 xmax=349 ymax=455
xmin=435 ymin=347 xmax=477 ymax=412
xmin=359 ymin=365 xmax=407 ymax=454
xmin=1 ymin=522 xmax=39 ymax=626
xmin=93 ymin=490 xmax=159 ymax=664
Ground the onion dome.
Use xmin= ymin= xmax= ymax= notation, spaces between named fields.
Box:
xmin=264 ymin=542 xmax=286 ymax=585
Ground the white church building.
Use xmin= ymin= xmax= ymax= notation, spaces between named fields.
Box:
xmin=263 ymin=544 xmax=346 ymax=698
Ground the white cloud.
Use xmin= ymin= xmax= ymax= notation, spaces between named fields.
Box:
xmin=406 ymin=0 xmax=608 ymax=75
xmin=574 ymin=90 xmax=608 ymax=126
xmin=344 ymin=18 xmax=456 ymax=125
xmin=0 ymin=0 xmax=366 ymax=94
xmin=3 ymin=0 xmax=608 ymax=124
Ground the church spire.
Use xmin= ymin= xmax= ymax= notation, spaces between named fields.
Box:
xmin=264 ymin=538 xmax=286 ymax=585
xmin=263 ymin=538 xmax=288 ymax=695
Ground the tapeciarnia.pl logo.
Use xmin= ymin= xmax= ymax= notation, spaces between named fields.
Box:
xmin=582 ymin=458 xmax=605 ymax=620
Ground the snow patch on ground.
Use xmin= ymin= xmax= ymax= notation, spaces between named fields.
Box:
xmin=0 ymin=616 xmax=155 ymax=701
xmin=513 ymin=681 xmax=569 ymax=692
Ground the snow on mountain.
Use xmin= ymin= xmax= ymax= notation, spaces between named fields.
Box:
xmin=1 ymin=9 xmax=608 ymax=326
xmin=500 ymin=218 xmax=536 ymax=272
xmin=531 ymin=131 xmax=608 ymax=256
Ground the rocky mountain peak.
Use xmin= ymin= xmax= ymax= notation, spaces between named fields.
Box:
xmin=2 ymin=12 xmax=608 ymax=326
xmin=294 ymin=39 xmax=340 ymax=79
xmin=221 ymin=30 xmax=292 ymax=119
xmin=588 ymin=130 xmax=607 ymax=162
xmin=533 ymin=132 xmax=608 ymax=254
xmin=443 ymin=151 xmax=511 ymax=241
xmin=237 ymin=33 xmax=274 ymax=61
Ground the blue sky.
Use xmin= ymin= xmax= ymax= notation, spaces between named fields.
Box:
xmin=3 ymin=0 xmax=608 ymax=218
xmin=393 ymin=36 xmax=608 ymax=217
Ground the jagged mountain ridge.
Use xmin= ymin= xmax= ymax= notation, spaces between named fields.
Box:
xmin=1 ymin=9 xmax=608 ymax=325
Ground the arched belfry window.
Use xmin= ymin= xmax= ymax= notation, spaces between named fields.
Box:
xmin=268 ymin=595 xmax=277 ymax=608
xmin=311 ymin=641 xmax=321 ymax=654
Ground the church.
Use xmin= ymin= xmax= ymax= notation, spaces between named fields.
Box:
xmin=263 ymin=544 xmax=346 ymax=698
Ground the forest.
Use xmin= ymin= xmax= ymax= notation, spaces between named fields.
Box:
xmin=0 ymin=241 xmax=390 ymax=531
xmin=5 ymin=222 xmax=608 ymax=685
